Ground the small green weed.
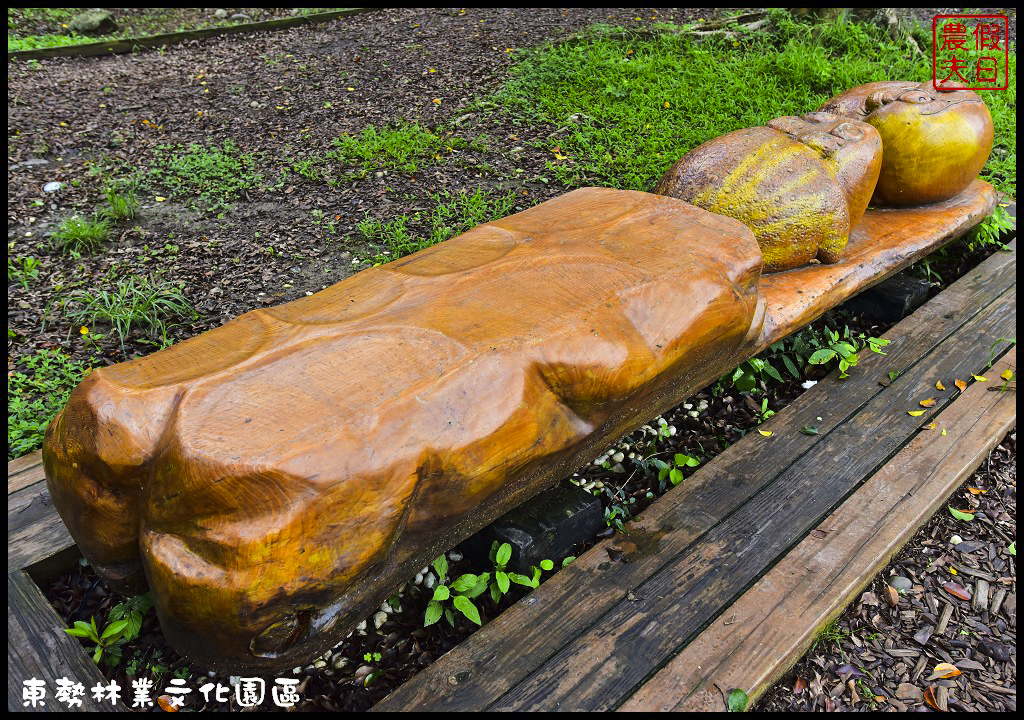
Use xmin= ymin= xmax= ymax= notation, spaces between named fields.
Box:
xmin=8 ymin=248 xmax=41 ymax=290
xmin=966 ymin=204 xmax=1016 ymax=251
xmin=152 ymin=141 xmax=268 ymax=211
xmin=359 ymin=188 xmax=518 ymax=263
xmin=328 ymin=123 xmax=443 ymax=179
xmin=104 ymin=184 xmax=140 ymax=222
xmin=64 ymin=274 xmax=196 ymax=349
xmin=65 ymin=593 xmax=151 ymax=667
xmin=52 ymin=213 xmax=111 ymax=255
xmin=8 ymin=349 xmax=93 ymax=459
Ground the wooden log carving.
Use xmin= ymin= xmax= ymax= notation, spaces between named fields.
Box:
xmin=820 ymin=81 xmax=994 ymax=206
xmin=43 ymin=188 xmax=765 ymax=671
xmin=653 ymin=112 xmax=882 ymax=272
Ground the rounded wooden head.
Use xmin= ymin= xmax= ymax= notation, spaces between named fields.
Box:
xmin=654 ymin=113 xmax=881 ymax=273
xmin=821 ymin=81 xmax=993 ymax=206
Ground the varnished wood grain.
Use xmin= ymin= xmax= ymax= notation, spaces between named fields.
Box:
xmin=40 ymin=183 xmax=998 ymax=672
xmin=622 ymin=349 xmax=1017 ymax=711
xmin=372 ymin=238 xmax=1015 ymax=711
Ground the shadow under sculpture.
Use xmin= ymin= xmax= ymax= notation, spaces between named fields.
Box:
xmin=43 ymin=88 xmax=996 ymax=673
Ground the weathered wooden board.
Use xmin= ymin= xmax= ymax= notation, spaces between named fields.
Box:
xmin=7 ymin=9 xmax=376 ymax=61
xmin=373 ymin=238 xmax=1015 ymax=711
xmin=8 ymin=452 xmax=43 ymax=495
xmin=490 ymin=287 xmax=1015 ymax=711
xmin=621 ymin=348 xmax=1017 ymax=712
xmin=8 ymin=571 xmax=119 ymax=712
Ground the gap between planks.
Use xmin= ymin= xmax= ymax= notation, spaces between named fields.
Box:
xmin=620 ymin=347 xmax=1017 ymax=712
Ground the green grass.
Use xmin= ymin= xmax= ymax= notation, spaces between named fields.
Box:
xmin=327 ymin=123 xmax=445 ymax=179
xmin=51 ymin=213 xmax=111 ymax=255
xmin=8 ymin=349 xmax=92 ymax=460
xmin=358 ymin=188 xmax=519 ymax=263
xmin=104 ymin=185 xmax=140 ymax=222
xmin=151 ymin=141 xmax=270 ymax=211
xmin=491 ymin=10 xmax=1016 ymax=195
xmin=65 ymin=274 xmax=196 ymax=348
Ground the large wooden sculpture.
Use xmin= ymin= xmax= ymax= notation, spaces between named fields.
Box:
xmin=821 ymin=81 xmax=994 ymax=206
xmin=43 ymin=82 xmax=997 ymax=673
xmin=653 ymin=112 xmax=882 ymax=272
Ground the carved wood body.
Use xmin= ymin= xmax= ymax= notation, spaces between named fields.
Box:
xmin=44 ymin=189 xmax=764 ymax=671
xmin=820 ymin=81 xmax=993 ymax=206
xmin=653 ymin=113 xmax=882 ymax=272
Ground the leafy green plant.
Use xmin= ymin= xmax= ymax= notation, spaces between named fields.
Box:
xmin=108 ymin=593 xmax=153 ymax=640
xmin=327 ymin=123 xmax=443 ymax=179
xmin=648 ymin=452 xmax=702 ymax=493
xmin=152 ymin=141 xmax=268 ymax=211
xmin=51 ymin=213 xmax=111 ymax=255
xmin=807 ymin=328 xmax=890 ymax=379
xmin=8 ymin=349 xmax=92 ymax=459
xmin=966 ymin=204 xmax=1016 ymax=251
xmin=8 ymin=251 xmax=40 ymax=290
xmin=64 ymin=273 xmax=196 ymax=349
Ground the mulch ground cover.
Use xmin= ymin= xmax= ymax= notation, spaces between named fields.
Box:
xmin=760 ymin=431 xmax=1016 ymax=713
xmin=9 ymin=6 xmax=1016 ymax=712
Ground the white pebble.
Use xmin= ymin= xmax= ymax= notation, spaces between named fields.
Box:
xmin=380 ymin=602 xmax=393 ymax=614
xmin=313 ymin=659 xmax=327 ymax=669
xmin=423 ymin=572 xmax=437 ymax=590
xmin=658 ymin=418 xmax=668 ymax=427
xmin=697 ymin=400 xmax=709 ymax=411
xmin=414 ymin=573 xmax=424 ymax=585
xmin=683 ymin=403 xmax=693 ymax=410
xmin=628 ymin=452 xmax=636 ymax=459
xmin=688 ymin=410 xmax=699 ymax=417
xmin=801 ymin=380 xmax=817 ymax=389
xmin=373 ymin=611 xmax=388 ymax=629
xmin=420 ymin=566 xmax=430 ymax=575
xmin=356 ymin=620 xmax=367 ymax=632
xmin=332 ymin=655 xmax=349 ymax=671
xmin=611 ymin=452 xmax=624 ymax=463
xmin=448 ymin=551 xmax=463 ymax=562
xmin=669 ymin=426 xmax=678 ymax=434
xmin=582 ymin=482 xmax=596 ymax=491
xmin=292 ymin=666 xmax=302 ymax=675
xmin=950 ymin=535 xmax=963 ymax=545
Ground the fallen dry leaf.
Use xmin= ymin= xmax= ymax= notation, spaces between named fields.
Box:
xmin=971 ymin=374 xmax=988 ymax=382
xmin=935 ymin=380 xmax=945 ymax=390
xmin=884 ymin=585 xmax=900 ymax=607
xmin=793 ymin=676 xmax=808 ymax=694
xmin=758 ymin=429 xmax=773 ymax=437
xmin=941 ymin=581 xmax=972 ymax=601
xmin=919 ymin=397 xmax=937 ymax=407
xmin=926 ymin=662 xmax=962 ymax=681
xmin=908 ymin=410 xmax=925 ymax=416
xmin=923 ymin=685 xmax=942 ymax=712
xmin=1000 ymin=368 xmax=1014 ymax=380
xmin=954 ymin=378 xmax=967 ymax=391
xmin=157 ymin=695 xmax=178 ymax=712
xmin=967 ymin=487 xmax=984 ymax=495
xmin=923 ymin=422 xmax=937 ymax=430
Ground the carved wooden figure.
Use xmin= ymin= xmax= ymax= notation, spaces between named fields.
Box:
xmin=45 ymin=189 xmax=765 ymax=672
xmin=821 ymin=81 xmax=994 ymax=206
xmin=653 ymin=112 xmax=882 ymax=272
xmin=43 ymin=92 xmax=998 ymax=674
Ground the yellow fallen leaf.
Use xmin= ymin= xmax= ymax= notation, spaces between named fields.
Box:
xmin=935 ymin=380 xmax=945 ymax=390
xmin=919 ymin=397 xmax=937 ymax=407
xmin=663 ymin=101 xmax=671 ymax=109
xmin=1001 ymin=368 xmax=1014 ymax=380
xmin=758 ymin=429 xmax=773 ymax=437
xmin=908 ymin=410 xmax=926 ymax=416
xmin=433 ymin=98 xmax=442 ymax=104
xmin=972 ymin=374 xmax=987 ymax=382
xmin=923 ymin=422 xmax=937 ymax=430
xmin=954 ymin=378 xmax=967 ymax=391
xmin=950 ymin=567 xmax=958 ymax=575
xmin=967 ymin=487 xmax=983 ymax=494
xmin=941 ymin=428 xmax=948 ymax=436
xmin=935 ymin=663 xmax=961 ymax=679
xmin=154 ymin=196 xmax=166 ymax=202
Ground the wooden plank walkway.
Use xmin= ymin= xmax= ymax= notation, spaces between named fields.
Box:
xmin=375 ymin=239 xmax=1016 ymax=712
xmin=7 ymin=240 xmax=1015 ymax=712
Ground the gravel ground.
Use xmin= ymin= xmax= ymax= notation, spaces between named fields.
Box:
xmin=11 ymin=7 xmax=1016 ymax=712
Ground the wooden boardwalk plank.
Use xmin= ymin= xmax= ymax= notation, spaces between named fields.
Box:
xmin=622 ymin=347 xmax=1017 ymax=712
xmin=374 ymin=240 xmax=1016 ymax=712
xmin=8 ymin=451 xmax=43 ymax=495
xmin=8 ymin=571 xmax=119 ymax=712
xmin=491 ymin=285 xmax=1015 ymax=711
